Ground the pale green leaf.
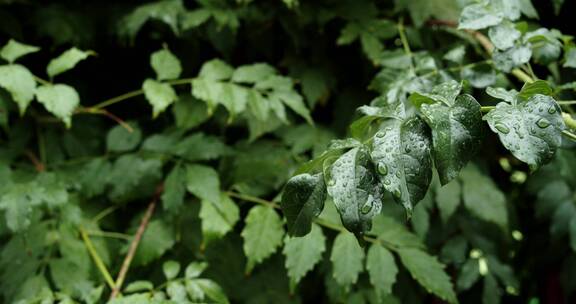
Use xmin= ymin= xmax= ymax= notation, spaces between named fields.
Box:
xmin=35 ymin=84 xmax=80 ymax=127
xmin=195 ymin=279 xmax=230 ymax=304
xmin=150 ymin=48 xmax=182 ymax=80
xmin=241 ymin=205 xmax=285 ymax=273
xmin=0 ymin=39 xmax=40 ymax=63
xmin=0 ymin=64 xmax=36 ymax=114
xmin=47 ymin=47 xmax=92 ymax=78
xmin=366 ymin=244 xmax=397 ymax=298
xmin=283 ymin=224 xmax=326 ymax=287
xmin=489 ymin=21 xmax=521 ymax=50
xmin=199 ymin=193 xmax=240 ymax=243
xmin=232 ymin=63 xmax=276 ymax=84
xmin=131 ymin=220 xmax=175 ymax=266
xmin=186 ymin=164 xmax=220 ymax=204
xmin=163 ymin=260 xmax=181 ymax=280
xmin=198 ymin=59 xmax=233 ymax=81
xmin=142 ymin=78 xmax=177 ymax=117
xmin=124 ymin=281 xmax=154 ymax=293
xmin=330 ymin=232 xmax=365 ymax=289
xmin=397 ymin=248 xmax=457 ymax=304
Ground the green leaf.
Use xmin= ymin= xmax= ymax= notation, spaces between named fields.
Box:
xmin=460 ymin=165 xmax=508 ymax=228
xmin=161 ymin=164 xmax=186 ymax=212
xmin=35 ymin=84 xmax=80 ymax=127
xmin=330 ymin=232 xmax=365 ymax=289
xmin=0 ymin=39 xmax=40 ymax=63
xmin=486 ymin=87 xmax=518 ymax=103
xmin=366 ymin=244 xmax=398 ymax=299
xmin=283 ymin=223 xmax=326 ymax=288
xmin=131 ymin=220 xmax=175 ymax=266
xmin=173 ymin=95 xmax=210 ymax=130
xmin=274 ymin=90 xmax=313 ymax=124
xmin=370 ymin=215 xmax=425 ymax=249
xmin=106 ymin=122 xmax=142 ymax=152
xmin=280 ymin=173 xmax=326 ymax=236
xmin=493 ymin=45 xmax=532 ymax=73
xmin=142 ymin=78 xmax=178 ymax=118
xmin=458 ymin=3 xmax=502 ymax=30
xmin=199 ymin=193 xmax=240 ymax=243
xmin=107 ymin=155 xmax=162 ymax=203
xmin=435 ymin=180 xmax=461 ymax=223
xmin=457 ymin=259 xmax=481 ymax=291
xmin=563 ymin=47 xmax=576 ymax=68
xmin=185 ymin=262 xmax=208 ymax=279
xmin=421 ymin=94 xmax=483 ymax=185
xmin=371 ymin=116 xmax=433 ymax=214
xmin=397 ymin=248 xmax=457 ymax=304
xmin=181 ymin=9 xmax=211 ymax=30
xmin=517 ymin=80 xmax=553 ymax=100
xmin=488 ymin=21 xmax=521 ymax=50
xmin=124 ymin=280 xmax=154 ymax=293
xmin=198 ymin=59 xmax=234 ymax=81
xmin=163 ymin=260 xmax=181 ymax=280
xmin=326 ymin=147 xmax=382 ymax=235
xmin=186 ymin=164 xmax=220 ymax=204
xmin=241 ymin=205 xmax=285 ymax=273
xmin=483 ymin=94 xmax=564 ymax=169
xmin=0 ymin=64 xmax=36 ymax=114
xmin=195 ymin=279 xmax=230 ymax=304
xmin=410 ymin=80 xmax=462 ymax=108
xmin=150 ymin=48 xmax=182 ymax=80
xmin=120 ymin=0 xmax=185 ymax=38
xmin=46 ymin=47 xmax=92 ymax=78
xmin=232 ymin=63 xmax=276 ymax=84
xmin=525 ymin=28 xmax=562 ymax=65
xmin=570 ymin=217 xmax=576 ymax=252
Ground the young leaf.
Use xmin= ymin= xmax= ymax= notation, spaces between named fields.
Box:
xmin=326 ymin=147 xmax=382 ymax=235
xmin=492 ymin=45 xmax=532 ymax=73
xmin=283 ymin=224 xmax=326 ymax=289
xmin=241 ymin=205 xmax=285 ymax=273
xmin=517 ymin=80 xmax=553 ymax=100
xmin=163 ymin=261 xmax=181 ymax=280
xmin=366 ymin=244 xmax=398 ymax=299
xmin=488 ymin=21 xmax=521 ymax=50
xmin=330 ymin=232 xmax=365 ymax=289
xmin=460 ymin=165 xmax=508 ymax=229
xmin=371 ymin=116 xmax=433 ymax=214
xmin=46 ymin=47 xmax=92 ymax=78
xmin=421 ymin=94 xmax=483 ymax=185
xmin=483 ymin=94 xmax=564 ymax=170
xmin=194 ymin=279 xmax=230 ymax=304
xmin=0 ymin=39 xmax=40 ymax=63
xmin=397 ymin=248 xmax=458 ymax=304
xmin=280 ymin=173 xmax=326 ymax=236
xmin=150 ymin=48 xmax=182 ymax=81
xmin=142 ymin=79 xmax=178 ymax=117
xmin=185 ymin=164 xmax=220 ymax=204
xmin=0 ymin=64 xmax=36 ymax=114
xmin=185 ymin=262 xmax=208 ymax=279
xmin=458 ymin=3 xmax=502 ymax=30
xmin=199 ymin=193 xmax=240 ymax=243
xmin=232 ymin=63 xmax=276 ymax=84
xmin=35 ymin=84 xmax=80 ymax=127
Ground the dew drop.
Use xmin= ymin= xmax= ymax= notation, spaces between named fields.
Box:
xmin=536 ymin=118 xmax=550 ymax=128
xmin=377 ymin=163 xmax=388 ymax=175
xmin=361 ymin=196 xmax=374 ymax=214
xmin=494 ymin=123 xmax=510 ymax=134
xmin=395 ymin=171 xmax=401 ymax=178
xmin=393 ymin=189 xmax=402 ymax=198
xmin=548 ymin=106 xmax=556 ymax=114
xmin=384 ymin=179 xmax=391 ymax=185
xmin=376 ymin=131 xmax=386 ymax=138
xmin=405 ymin=146 xmax=412 ymax=153
xmin=327 ymin=179 xmax=336 ymax=186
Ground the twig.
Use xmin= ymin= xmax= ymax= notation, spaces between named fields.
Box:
xmin=76 ymin=108 xmax=134 ymax=133
xmin=80 ymin=228 xmax=116 ymax=290
xmin=109 ymin=185 xmax=163 ymax=300
xmin=24 ymin=150 xmax=45 ymax=172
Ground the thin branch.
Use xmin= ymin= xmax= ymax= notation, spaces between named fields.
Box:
xmin=86 ymin=230 xmax=133 ymax=240
xmin=76 ymin=107 xmax=134 ymax=133
xmin=481 ymin=106 xmax=495 ymax=113
xmin=397 ymin=17 xmax=412 ymax=55
xmin=80 ymin=227 xmax=116 ymax=290
xmin=109 ymin=185 xmax=163 ymax=300
xmin=558 ymin=100 xmax=576 ymax=105
xmin=24 ymin=150 xmax=45 ymax=172
xmin=562 ymin=130 xmax=576 ymax=141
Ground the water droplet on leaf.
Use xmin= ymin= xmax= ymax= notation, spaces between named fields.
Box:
xmin=377 ymin=163 xmax=388 ymax=175
xmin=494 ymin=123 xmax=510 ymax=134
xmin=536 ymin=118 xmax=550 ymax=128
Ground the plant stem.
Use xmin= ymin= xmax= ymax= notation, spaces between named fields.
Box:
xmin=558 ymin=100 xmax=576 ymax=105
xmin=90 ymin=78 xmax=195 ymax=110
xmin=481 ymin=106 xmax=495 ymax=113
xmin=109 ymin=195 xmax=159 ymax=300
xmin=563 ymin=113 xmax=576 ymax=130
xmin=562 ymin=130 xmax=576 ymax=141
xmin=86 ymin=230 xmax=133 ymax=240
xmin=397 ymin=18 xmax=412 ymax=56
xmin=93 ymin=205 xmax=121 ymax=223
xmin=80 ymin=227 xmax=116 ymax=289
xmin=511 ymin=69 xmax=534 ymax=83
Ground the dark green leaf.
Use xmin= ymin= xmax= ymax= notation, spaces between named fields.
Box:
xmin=330 ymin=232 xmax=365 ymax=289
xmin=281 ymin=173 xmax=326 ymax=236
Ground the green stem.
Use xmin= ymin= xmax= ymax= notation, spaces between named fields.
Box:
xmin=563 ymin=113 xmax=576 ymax=130
xmin=511 ymin=69 xmax=534 ymax=83
xmin=558 ymin=100 xmax=576 ymax=105
xmin=93 ymin=205 xmax=121 ymax=223
xmin=481 ymin=106 xmax=495 ymax=113
xmin=80 ymin=228 xmax=116 ymax=289
xmin=397 ymin=17 xmax=412 ymax=56
xmin=33 ymin=75 xmax=51 ymax=85
xmin=562 ymin=130 xmax=576 ymax=141
xmin=86 ymin=230 xmax=133 ymax=240
xmin=90 ymin=78 xmax=195 ymax=110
